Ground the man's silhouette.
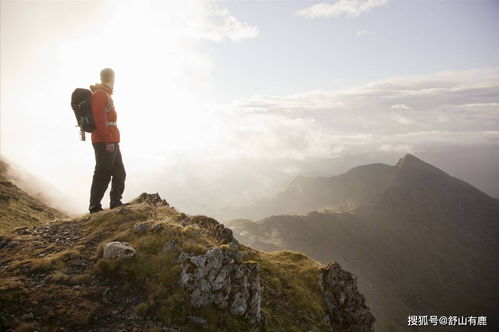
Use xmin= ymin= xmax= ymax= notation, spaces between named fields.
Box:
xmin=88 ymin=68 xmax=128 ymax=213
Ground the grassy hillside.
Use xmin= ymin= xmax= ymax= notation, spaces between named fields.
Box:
xmin=0 ymin=159 xmax=67 ymax=233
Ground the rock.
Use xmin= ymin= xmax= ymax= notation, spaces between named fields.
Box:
xmin=133 ymin=221 xmax=166 ymax=234
xmin=188 ymin=315 xmax=208 ymax=328
xmin=14 ymin=227 xmax=30 ymax=235
xmin=0 ymin=236 xmax=12 ymax=249
xmin=320 ymin=262 xmax=375 ymax=332
xmin=6 ymin=241 xmax=18 ymax=248
xmin=132 ymin=221 xmax=153 ymax=234
xmin=102 ymin=241 xmax=136 ymax=259
xmin=161 ymin=239 xmax=178 ymax=253
xmin=218 ymin=227 xmax=233 ymax=242
xmin=229 ymin=239 xmax=240 ymax=250
xmin=187 ymin=216 xmax=241 ymax=250
xmin=176 ymin=251 xmax=190 ymax=263
xmin=151 ymin=223 xmax=165 ymax=232
xmin=22 ymin=312 xmax=34 ymax=321
xmin=133 ymin=193 xmax=169 ymax=207
xmin=177 ymin=246 xmax=262 ymax=325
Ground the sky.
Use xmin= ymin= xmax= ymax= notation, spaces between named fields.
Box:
xmin=1 ymin=0 xmax=498 ymax=217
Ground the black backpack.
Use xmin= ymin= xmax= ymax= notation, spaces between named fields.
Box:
xmin=71 ymin=88 xmax=96 ymax=139
xmin=71 ymin=88 xmax=111 ymax=140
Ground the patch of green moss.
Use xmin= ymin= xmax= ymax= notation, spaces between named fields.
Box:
xmin=134 ymin=302 xmax=150 ymax=316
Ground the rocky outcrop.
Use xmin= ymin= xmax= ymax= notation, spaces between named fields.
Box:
xmin=102 ymin=241 xmax=136 ymax=259
xmin=132 ymin=220 xmax=165 ymax=234
xmin=188 ymin=215 xmax=240 ymax=247
xmin=132 ymin=192 xmax=169 ymax=207
xmin=177 ymin=246 xmax=262 ymax=325
xmin=320 ymin=262 xmax=375 ymax=332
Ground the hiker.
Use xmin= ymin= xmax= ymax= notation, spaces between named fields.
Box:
xmin=88 ymin=68 xmax=129 ymax=213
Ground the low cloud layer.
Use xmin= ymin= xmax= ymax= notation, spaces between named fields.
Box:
xmin=224 ymin=67 xmax=499 ymax=159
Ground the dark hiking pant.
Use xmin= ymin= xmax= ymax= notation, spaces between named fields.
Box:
xmin=89 ymin=142 xmax=126 ymax=212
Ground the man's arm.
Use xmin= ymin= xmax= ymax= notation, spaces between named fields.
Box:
xmin=91 ymin=91 xmax=113 ymax=145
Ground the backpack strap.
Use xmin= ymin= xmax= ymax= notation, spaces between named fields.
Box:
xmin=104 ymin=94 xmax=113 ymax=113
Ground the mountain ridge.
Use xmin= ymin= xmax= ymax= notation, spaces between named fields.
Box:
xmin=248 ymin=153 xmax=499 ymax=220
xmin=227 ymin=154 xmax=499 ymax=331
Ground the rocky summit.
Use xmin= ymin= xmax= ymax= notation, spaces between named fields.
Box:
xmin=0 ymin=174 xmax=375 ymax=332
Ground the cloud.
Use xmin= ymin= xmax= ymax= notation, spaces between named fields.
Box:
xmin=191 ymin=4 xmax=259 ymax=42
xmin=389 ymin=113 xmax=415 ymax=125
xmin=377 ymin=144 xmax=414 ymax=153
xmin=390 ymin=104 xmax=411 ymax=110
xmin=356 ymin=29 xmax=371 ymax=37
xmin=297 ymin=0 xmax=390 ymax=19
xmin=225 ymin=67 xmax=499 ymax=159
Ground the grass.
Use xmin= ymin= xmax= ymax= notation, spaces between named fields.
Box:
xmin=28 ymin=249 xmax=81 ymax=274
xmin=0 ymin=168 xmax=66 ymax=234
xmin=241 ymin=248 xmax=330 ymax=331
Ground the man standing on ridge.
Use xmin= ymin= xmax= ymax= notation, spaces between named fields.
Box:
xmin=88 ymin=68 xmax=129 ymax=213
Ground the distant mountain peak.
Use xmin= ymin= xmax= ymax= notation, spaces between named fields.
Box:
xmin=392 ymin=153 xmax=455 ymax=186
xmin=394 ymin=153 xmax=444 ymax=174
xmin=396 ymin=153 xmax=424 ymax=168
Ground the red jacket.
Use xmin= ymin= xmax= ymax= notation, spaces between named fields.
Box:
xmin=89 ymin=83 xmax=120 ymax=144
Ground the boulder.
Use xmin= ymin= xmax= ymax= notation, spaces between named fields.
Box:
xmin=102 ymin=241 xmax=136 ymax=259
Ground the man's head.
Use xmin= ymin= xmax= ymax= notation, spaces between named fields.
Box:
xmin=100 ymin=68 xmax=115 ymax=88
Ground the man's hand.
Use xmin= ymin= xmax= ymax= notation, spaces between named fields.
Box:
xmin=105 ymin=143 xmax=115 ymax=153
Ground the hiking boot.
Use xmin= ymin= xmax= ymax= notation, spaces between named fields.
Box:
xmin=110 ymin=201 xmax=131 ymax=209
xmin=89 ymin=206 xmax=104 ymax=214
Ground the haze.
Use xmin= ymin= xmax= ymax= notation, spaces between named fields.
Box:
xmin=1 ymin=0 xmax=498 ymax=217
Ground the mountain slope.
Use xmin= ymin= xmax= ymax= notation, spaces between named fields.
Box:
xmin=222 ymin=159 xmax=398 ymax=220
xmin=227 ymin=154 xmax=499 ymax=331
xmin=0 ymin=188 xmax=375 ymax=331
xmin=0 ymin=159 xmax=67 ymax=233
